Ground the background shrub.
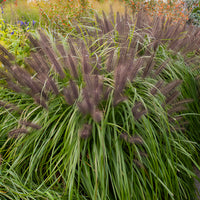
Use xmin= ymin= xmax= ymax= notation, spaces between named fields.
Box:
xmin=122 ymin=0 xmax=190 ymax=23
xmin=185 ymin=0 xmax=200 ymax=26
xmin=35 ymin=0 xmax=91 ymax=32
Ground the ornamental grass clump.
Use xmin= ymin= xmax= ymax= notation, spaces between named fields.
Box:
xmin=0 ymin=9 xmax=199 ymax=200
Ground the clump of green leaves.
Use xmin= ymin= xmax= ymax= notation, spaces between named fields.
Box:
xmin=0 ymin=19 xmax=37 ymax=65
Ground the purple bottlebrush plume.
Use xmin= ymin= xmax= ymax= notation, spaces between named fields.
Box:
xmin=106 ymin=49 xmax=114 ymax=72
xmin=167 ymin=105 xmax=187 ymax=115
xmin=151 ymin=39 xmax=160 ymax=52
xmin=171 ymin=126 xmax=186 ymax=132
xmin=135 ymin=10 xmax=148 ymax=31
xmin=56 ymin=42 xmax=68 ymax=65
xmin=28 ymin=53 xmax=50 ymax=73
xmin=38 ymin=29 xmax=50 ymax=45
xmin=0 ymin=44 xmax=15 ymax=61
xmin=171 ymin=99 xmax=193 ymax=107
xmin=27 ymin=33 xmax=42 ymax=51
xmin=133 ymin=159 xmax=144 ymax=169
xmin=179 ymin=121 xmax=190 ymax=126
xmin=95 ymin=13 xmax=104 ymax=34
xmin=25 ymin=57 xmax=43 ymax=74
xmin=79 ymin=124 xmax=92 ymax=139
xmin=165 ymin=21 xmax=182 ymax=41
xmin=150 ymin=81 xmax=164 ymax=96
xmin=68 ymin=37 xmax=77 ymax=57
xmin=85 ymin=74 xmax=103 ymax=102
xmin=45 ymin=75 xmax=59 ymax=95
xmin=0 ymin=69 xmax=23 ymax=93
xmin=81 ymin=42 xmax=93 ymax=75
xmin=19 ymin=120 xmax=42 ymax=130
xmin=6 ymin=80 xmax=23 ymax=93
xmin=116 ymin=11 xmax=129 ymax=38
xmin=77 ymin=99 xmax=90 ymax=115
xmin=82 ymin=88 xmax=94 ymax=114
xmin=128 ymin=38 xmax=138 ymax=58
xmin=2 ymin=65 xmax=32 ymax=95
xmin=170 ymin=119 xmax=190 ymax=132
xmin=109 ymin=5 xmax=115 ymax=24
xmin=114 ymin=65 xmax=128 ymax=95
xmin=120 ymin=133 xmax=143 ymax=144
xmin=0 ymin=54 xmax=13 ymax=68
xmin=116 ymin=11 xmax=120 ymax=28
xmin=84 ymin=74 xmax=93 ymax=90
xmin=168 ymin=37 xmax=184 ymax=52
xmin=138 ymin=151 xmax=148 ymax=157
xmin=63 ymin=81 xmax=79 ymax=106
xmin=184 ymin=56 xmax=200 ymax=66
xmin=63 ymin=87 xmax=74 ymax=105
xmin=34 ymin=95 xmax=48 ymax=109
xmin=68 ymin=54 xmax=79 ymax=79
xmin=118 ymin=44 xmax=129 ymax=66
xmin=180 ymin=30 xmax=200 ymax=55
xmin=62 ymin=80 xmax=79 ymax=105
xmin=55 ymin=37 xmax=69 ymax=69
xmin=69 ymin=80 xmax=79 ymax=100
xmin=103 ymin=86 xmax=112 ymax=101
xmin=38 ymin=31 xmax=65 ymax=79
xmin=91 ymin=109 xmax=103 ymax=123
xmin=10 ymin=65 xmax=48 ymax=100
xmin=165 ymin=98 xmax=193 ymax=129
xmin=78 ymin=74 xmax=104 ymax=122
xmin=93 ymin=75 xmax=104 ymax=105
xmin=128 ymin=58 xmax=143 ymax=82
xmin=0 ymin=100 xmax=22 ymax=113
xmin=165 ymin=90 xmax=180 ymax=105
xmin=8 ymin=128 xmax=29 ymax=138
xmin=27 ymin=66 xmax=58 ymax=95
xmin=168 ymin=116 xmax=183 ymax=123
xmin=132 ymin=102 xmax=147 ymax=120
xmin=151 ymin=16 xmax=162 ymax=40
xmin=102 ymin=10 xmax=112 ymax=34
xmin=112 ymin=57 xmax=144 ymax=106
xmin=142 ymin=53 xmax=155 ymax=78
xmin=0 ymin=7 xmax=197 ymax=145
xmin=154 ymin=59 xmax=170 ymax=77
xmin=161 ymin=80 xmax=183 ymax=96
xmin=113 ymin=95 xmax=128 ymax=107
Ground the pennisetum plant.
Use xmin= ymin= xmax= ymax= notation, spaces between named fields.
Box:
xmin=0 ymin=8 xmax=199 ymax=200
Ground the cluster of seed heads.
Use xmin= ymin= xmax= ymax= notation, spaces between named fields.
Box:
xmin=0 ymin=8 xmax=198 ymax=142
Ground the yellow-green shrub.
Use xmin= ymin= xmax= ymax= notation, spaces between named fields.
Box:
xmin=35 ymin=0 xmax=91 ymax=32
xmin=0 ymin=19 xmax=34 ymax=65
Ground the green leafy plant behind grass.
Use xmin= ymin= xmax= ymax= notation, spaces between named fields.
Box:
xmin=185 ymin=0 xmax=200 ymax=26
xmin=35 ymin=0 xmax=91 ymax=32
xmin=0 ymin=9 xmax=199 ymax=199
xmin=0 ymin=19 xmax=36 ymax=66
